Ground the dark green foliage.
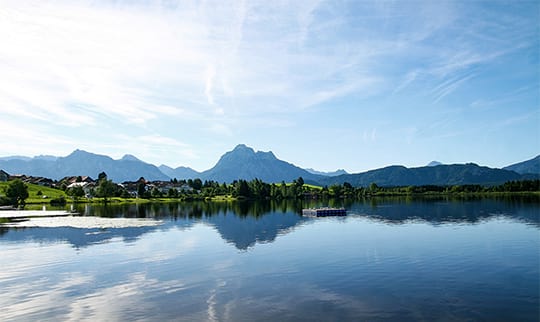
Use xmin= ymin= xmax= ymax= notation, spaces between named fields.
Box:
xmin=168 ymin=188 xmax=179 ymax=198
xmin=191 ymin=178 xmax=203 ymax=190
xmin=66 ymin=185 xmax=85 ymax=201
xmin=495 ymin=180 xmax=540 ymax=192
xmin=120 ymin=190 xmax=131 ymax=198
xmin=151 ymin=187 xmax=162 ymax=198
xmin=96 ymin=180 xmax=116 ymax=197
xmin=235 ymin=180 xmax=251 ymax=198
xmin=137 ymin=182 xmax=147 ymax=198
xmin=98 ymin=171 xmax=108 ymax=182
xmin=50 ymin=196 xmax=66 ymax=206
xmin=0 ymin=196 xmax=12 ymax=206
xmin=95 ymin=173 xmax=126 ymax=201
xmin=5 ymin=179 xmax=29 ymax=208
xmin=369 ymin=182 xmax=379 ymax=193
xmin=330 ymin=184 xmax=342 ymax=198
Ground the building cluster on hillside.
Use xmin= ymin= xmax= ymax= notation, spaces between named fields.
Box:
xmin=121 ymin=177 xmax=193 ymax=197
xmin=1 ymin=171 xmax=56 ymax=187
xmin=0 ymin=169 xmax=193 ymax=198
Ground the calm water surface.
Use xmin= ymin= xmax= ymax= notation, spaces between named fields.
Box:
xmin=1 ymin=198 xmax=538 ymax=321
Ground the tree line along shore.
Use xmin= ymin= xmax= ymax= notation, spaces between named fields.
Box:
xmin=0 ymin=171 xmax=538 ymax=209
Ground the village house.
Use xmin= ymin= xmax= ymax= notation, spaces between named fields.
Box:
xmin=121 ymin=177 xmax=148 ymax=197
xmin=66 ymin=181 xmax=96 ymax=198
xmin=152 ymin=181 xmax=193 ymax=194
xmin=121 ymin=178 xmax=194 ymax=197
xmin=63 ymin=176 xmax=94 ymax=185
xmin=8 ymin=174 xmax=55 ymax=187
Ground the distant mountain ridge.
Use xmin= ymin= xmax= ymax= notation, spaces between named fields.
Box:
xmin=304 ymin=168 xmax=348 ymax=176
xmin=0 ymin=146 xmax=538 ymax=187
xmin=121 ymin=154 xmax=141 ymax=162
xmin=503 ymin=155 xmax=540 ymax=175
xmin=320 ymin=163 xmax=527 ymax=187
xmin=0 ymin=149 xmax=169 ymax=182
xmin=427 ymin=161 xmax=443 ymax=167
xmin=158 ymin=165 xmax=200 ymax=180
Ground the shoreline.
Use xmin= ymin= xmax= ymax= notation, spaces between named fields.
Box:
xmin=20 ymin=190 xmax=540 ymax=206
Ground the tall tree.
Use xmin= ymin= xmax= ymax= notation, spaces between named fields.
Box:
xmin=98 ymin=172 xmax=108 ymax=182
xmin=236 ymin=180 xmax=250 ymax=197
xmin=5 ymin=179 xmax=29 ymax=208
xmin=96 ymin=179 xmax=117 ymax=202
xmin=137 ymin=182 xmax=147 ymax=198
xmin=67 ymin=185 xmax=85 ymax=202
xmin=192 ymin=178 xmax=203 ymax=190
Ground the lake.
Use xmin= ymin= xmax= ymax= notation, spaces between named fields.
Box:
xmin=1 ymin=197 xmax=538 ymax=321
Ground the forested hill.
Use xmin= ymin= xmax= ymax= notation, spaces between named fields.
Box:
xmin=320 ymin=163 xmax=528 ymax=187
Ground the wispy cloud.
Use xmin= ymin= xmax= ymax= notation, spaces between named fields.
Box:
xmin=470 ymin=85 xmax=538 ymax=109
xmin=432 ymin=73 xmax=476 ymax=103
xmin=1 ymin=1 xmax=529 ymax=118
xmin=0 ymin=0 xmax=537 ymax=170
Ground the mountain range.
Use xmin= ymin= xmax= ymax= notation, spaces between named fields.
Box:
xmin=0 ymin=149 xmax=169 ymax=183
xmin=503 ymin=155 xmax=540 ymax=175
xmin=320 ymin=164 xmax=525 ymax=187
xmin=0 ymin=145 xmax=538 ymax=186
xmin=158 ymin=164 xmax=199 ymax=180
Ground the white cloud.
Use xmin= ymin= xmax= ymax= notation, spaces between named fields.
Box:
xmin=1 ymin=0 xmax=519 ymax=123
xmin=93 ymin=134 xmax=199 ymax=165
xmin=0 ymin=1 xmax=214 ymax=125
xmin=205 ymin=64 xmax=216 ymax=105
xmin=0 ymin=0 xmax=536 ymax=170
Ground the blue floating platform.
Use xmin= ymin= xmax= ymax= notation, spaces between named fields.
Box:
xmin=302 ymin=207 xmax=346 ymax=217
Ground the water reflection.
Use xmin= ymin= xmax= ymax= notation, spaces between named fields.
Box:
xmin=0 ymin=226 xmax=163 ymax=249
xmin=1 ymin=197 xmax=538 ymax=250
xmin=346 ymin=196 xmax=540 ymax=226
xmin=0 ymin=197 xmax=538 ymax=321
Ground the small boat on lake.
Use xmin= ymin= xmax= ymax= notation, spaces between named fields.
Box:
xmin=302 ymin=207 xmax=346 ymax=217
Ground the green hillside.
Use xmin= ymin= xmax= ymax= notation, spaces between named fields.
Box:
xmin=0 ymin=182 xmax=67 ymax=204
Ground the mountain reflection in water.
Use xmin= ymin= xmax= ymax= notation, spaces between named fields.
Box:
xmin=1 ymin=197 xmax=538 ymax=250
xmin=1 ymin=196 xmax=538 ymax=322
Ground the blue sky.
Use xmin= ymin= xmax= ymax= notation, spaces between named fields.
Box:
xmin=0 ymin=0 xmax=538 ymax=172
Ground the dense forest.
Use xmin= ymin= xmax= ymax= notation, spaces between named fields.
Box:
xmin=2 ymin=175 xmax=539 ymax=208
xmin=94 ymin=177 xmax=539 ymax=201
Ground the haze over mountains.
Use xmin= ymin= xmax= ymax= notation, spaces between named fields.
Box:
xmin=0 ymin=144 xmax=538 ymax=186
xmin=157 ymin=165 xmax=199 ymax=180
